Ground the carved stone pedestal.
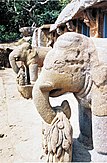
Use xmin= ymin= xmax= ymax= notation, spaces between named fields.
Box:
xmin=92 ymin=114 xmax=107 ymax=155
xmin=17 ymin=84 xmax=33 ymax=99
xmin=91 ymin=150 xmax=107 ymax=162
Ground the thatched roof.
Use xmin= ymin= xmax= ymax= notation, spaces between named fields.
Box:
xmin=50 ymin=0 xmax=107 ymax=31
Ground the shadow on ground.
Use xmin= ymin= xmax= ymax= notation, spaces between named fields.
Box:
xmin=72 ymin=138 xmax=91 ymax=162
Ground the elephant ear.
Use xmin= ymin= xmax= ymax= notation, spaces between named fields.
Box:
xmin=39 ymin=81 xmax=54 ymax=92
xmin=61 ymin=100 xmax=71 ymax=119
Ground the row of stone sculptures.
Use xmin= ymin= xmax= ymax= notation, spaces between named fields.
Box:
xmin=9 ymin=25 xmax=52 ymax=98
xmin=9 ymin=41 xmax=51 ymax=98
xmin=9 ymin=31 xmax=107 ymax=162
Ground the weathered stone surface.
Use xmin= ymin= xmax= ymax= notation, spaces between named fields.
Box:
xmin=33 ymin=32 xmax=95 ymax=123
xmin=9 ymin=42 xmax=52 ymax=95
xmin=92 ymin=114 xmax=107 ymax=154
xmin=9 ymin=43 xmax=51 ymax=76
xmin=0 ymin=37 xmax=31 ymax=68
xmin=33 ymin=32 xmax=107 ymax=156
xmin=32 ymin=24 xmax=52 ymax=48
xmin=16 ymin=65 xmax=26 ymax=86
xmin=29 ymin=64 xmax=38 ymax=83
xmin=91 ymin=38 xmax=107 ymax=116
xmin=92 ymin=83 xmax=107 ymax=116
xmin=19 ymin=26 xmax=36 ymax=37
xmin=17 ymin=85 xmax=33 ymax=99
xmin=42 ymin=110 xmax=72 ymax=162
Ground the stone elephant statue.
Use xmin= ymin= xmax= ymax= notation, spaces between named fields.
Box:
xmin=32 ymin=32 xmax=107 ymax=161
xmin=9 ymin=42 xmax=52 ymax=84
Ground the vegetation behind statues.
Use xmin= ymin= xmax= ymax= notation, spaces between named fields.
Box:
xmin=0 ymin=0 xmax=70 ymax=42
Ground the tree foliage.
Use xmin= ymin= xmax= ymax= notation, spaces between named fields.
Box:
xmin=0 ymin=0 xmax=70 ymax=42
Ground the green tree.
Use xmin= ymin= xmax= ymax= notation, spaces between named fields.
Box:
xmin=0 ymin=0 xmax=69 ymax=42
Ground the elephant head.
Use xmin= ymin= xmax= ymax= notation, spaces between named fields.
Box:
xmin=9 ymin=42 xmax=31 ymax=74
xmin=33 ymin=32 xmax=98 ymax=124
xmin=9 ymin=42 xmax=52 ymax=85
xmin=33 ymin=32 xmax=107 ymax=157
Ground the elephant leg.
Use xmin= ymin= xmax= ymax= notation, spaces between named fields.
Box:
xmin=29 ymin=64 xmax=38 ymax=84
xmin=78 ymin=103 xmax=93 ymax=149
xmin=91 ymin=82 xmax=107 ymax=161
xmin=26 ymin=66 xmax=30 ymax=84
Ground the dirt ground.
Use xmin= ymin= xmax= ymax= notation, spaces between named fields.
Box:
xmin=0 ymin=68 xmax=107 ymax=163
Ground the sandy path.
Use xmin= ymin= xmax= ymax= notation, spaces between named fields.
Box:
xmin=0 ymin=69 xmax=43 ymax=162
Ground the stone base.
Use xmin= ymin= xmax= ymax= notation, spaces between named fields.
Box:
xmin=91 ymin=149 xmax=107 ymax=162
xmin=17 ymin=84 xmax=33 ymax=99
xmin=92 ymin=114 xmax=107 ymax=154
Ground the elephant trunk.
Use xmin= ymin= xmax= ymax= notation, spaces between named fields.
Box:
xmin=32 ymin=79 xmax=56 ymax=124
xmin=9 ymin=42 xmax=30 ymax=74
xmin=9 ymin=49 xmax=20 ymax=74
xmin=32 ymin=72 xmax=71 ymax=124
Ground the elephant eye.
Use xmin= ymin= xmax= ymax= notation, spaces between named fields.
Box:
xmin=15 ymin=56 xmax=20 ymax=61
